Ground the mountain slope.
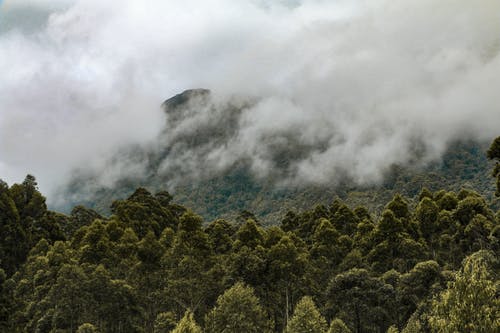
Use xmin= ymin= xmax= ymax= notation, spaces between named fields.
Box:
xmin=57 ymin=90 xmax=497 ymax=224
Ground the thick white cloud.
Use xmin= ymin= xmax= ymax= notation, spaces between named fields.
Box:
xmin=0 ymin=0 xmax=499 ymax=202
xmin=2 ymin=0 xmax=74 ymax=9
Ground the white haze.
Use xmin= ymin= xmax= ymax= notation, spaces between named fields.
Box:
xmin=0 ymin=0 xmax=499 ymax=205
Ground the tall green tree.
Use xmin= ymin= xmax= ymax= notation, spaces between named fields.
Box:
xmin=133 ymin=231 xmax=165 ymax=331
xmin=10 ymin=175 xmax=47 ymax=222
xmin=415 ymin=197 xmax=439 ymax=241
xmin=69 ymin=205 xmax=102 ymax=236
xmin=428 ymin=251 xmax=499 ymax=332
xmin=164 ymin=212 xmax=216 ymax=316
xmin=49 ymin=264 xmax=89 ymax=332
xmin=487 ymin=136 xmax=500 ymax=196
xmin=0 ymin=180 xmax=24 ymax=276
xmin=229 ymin=219 xmax=267 ymax=288
xmin=266 ymin=234 xmax=309 ymax=330
xmin=286 ymin=296 xmax=327 ymax=333
xmin=111 ymin=188 xmax=176 ymax=238
xmin=368 ymin=210 xmax=425 ymax=273
xmin=205 ymin=219 xmax=235 ymax=255
xmin=0 ymin=268 xmax=11 ymax=330
xmin=326 ymin=269 xmax=394 ymax=333
xmin=205 ymin=282 xmax=270 ymax=333
xmin=386 ymin=194 xmax=410 ymax=220
xmin=397 ymin=261 xmax=443 ymax=329
xmin=331 ymin=204 xmax=359 ymax=237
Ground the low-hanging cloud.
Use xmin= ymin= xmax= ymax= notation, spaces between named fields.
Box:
xmin=0 ymin=0 xmax=499 ymax=205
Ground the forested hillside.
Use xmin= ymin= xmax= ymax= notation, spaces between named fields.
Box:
xmin=0 ymin=138 xmax=499 ymax=332
xmin=58 ymin=90 xmax=497 ymax=224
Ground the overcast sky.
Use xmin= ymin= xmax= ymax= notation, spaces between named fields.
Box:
xmin=1 ymin=0 xmax=499 ymax=202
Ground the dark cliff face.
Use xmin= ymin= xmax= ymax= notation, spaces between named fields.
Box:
xmin=162 ymin=89 xmax=211 ymax=111
xmin=161 ymin=89 xmax=212 ymax=127
xmin=158 ymin=88 xmax=242 ymax=152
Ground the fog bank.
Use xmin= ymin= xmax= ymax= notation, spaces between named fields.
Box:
xmin=0 ymin=0 xmax=499 ymax=203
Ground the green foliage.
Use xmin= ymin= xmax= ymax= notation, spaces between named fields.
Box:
xmin=69 ymin=205 xmax=102 ymax=236
xmin=111 ymin=187 xmax=176 ymax=238
xmin=286 ymin=296 xmax=327 ymax=333
xmin=0 ymin=268 xmax=11 ymax=330
xmin=65 ymin=140 xmax=498 ymax=226
xmin=428 ymin=251 xmax=499 ymax=332
xmin=386 ymin=325 xmax=399 ymax=333
xmin=386 ymin=194 xmax=410 ymax=220
xmin=487 ymin=136 xmax=500 ymax=196
xmin=172 ymin=311 xmax=202 ymax=333
xmin=0 ymin=175 xmax=54 ymax=276
xmin=235 ymin=218 xmax=264 ymax=249
xmin=0 ymin=184 xmax=24 ymax=276
xmin=137 ymin=231 xmax=164 ymax=266
xmin=436 ymin=192 xmax=458 ymax=211
xmin=174 ymin=211 xmax=211 ymax=256
xmin=326 ymin=269 xmax=395 ymax=333
xmin=77 ymin=323 xmax=99 ymax=333
xmin=397 ymin=261 xmax=443 ymax=323
xmin=328 ymin=318 xmax=351 ymax=333
xmin=401 ymin=312 xmax=423 ymax=333
xmin=154 ymin=312 xmax=177 ymax=333
xmin=416 ymin=198 xmax=439 ymax=240
xmin=205 ymin=282 xmax=270 ymax=333
xmin=205 ymin=219 xmax=235 ymax=254
xmin=1 ymin=155 xmax=499 ymax=333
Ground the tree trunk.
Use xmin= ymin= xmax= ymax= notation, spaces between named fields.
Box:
xmin=285 ymin=286 xmax=289 ymax=328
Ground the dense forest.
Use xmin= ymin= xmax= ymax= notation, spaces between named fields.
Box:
xmin=0 ymin=138 xmax=499 ymax=333
xmin=59 ymin=90 xmax=497 ymax=224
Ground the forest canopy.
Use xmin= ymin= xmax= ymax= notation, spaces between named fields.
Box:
xmin=0 ymin=138 xmax=499 ymax=332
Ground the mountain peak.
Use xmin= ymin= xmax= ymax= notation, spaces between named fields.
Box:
xmin=161 ymin=88 xmax=211 ymax=112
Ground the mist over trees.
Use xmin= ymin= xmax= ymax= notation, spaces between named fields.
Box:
xmin=0 ymin=137 xmax=498 ymax=332
xmin=57 ymin=90 xmax=498 ymax=224
xmin=2 ymin=1 xmax=500 ymax=205
xmin=1 ymin=1 xmax=499 ymax=332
